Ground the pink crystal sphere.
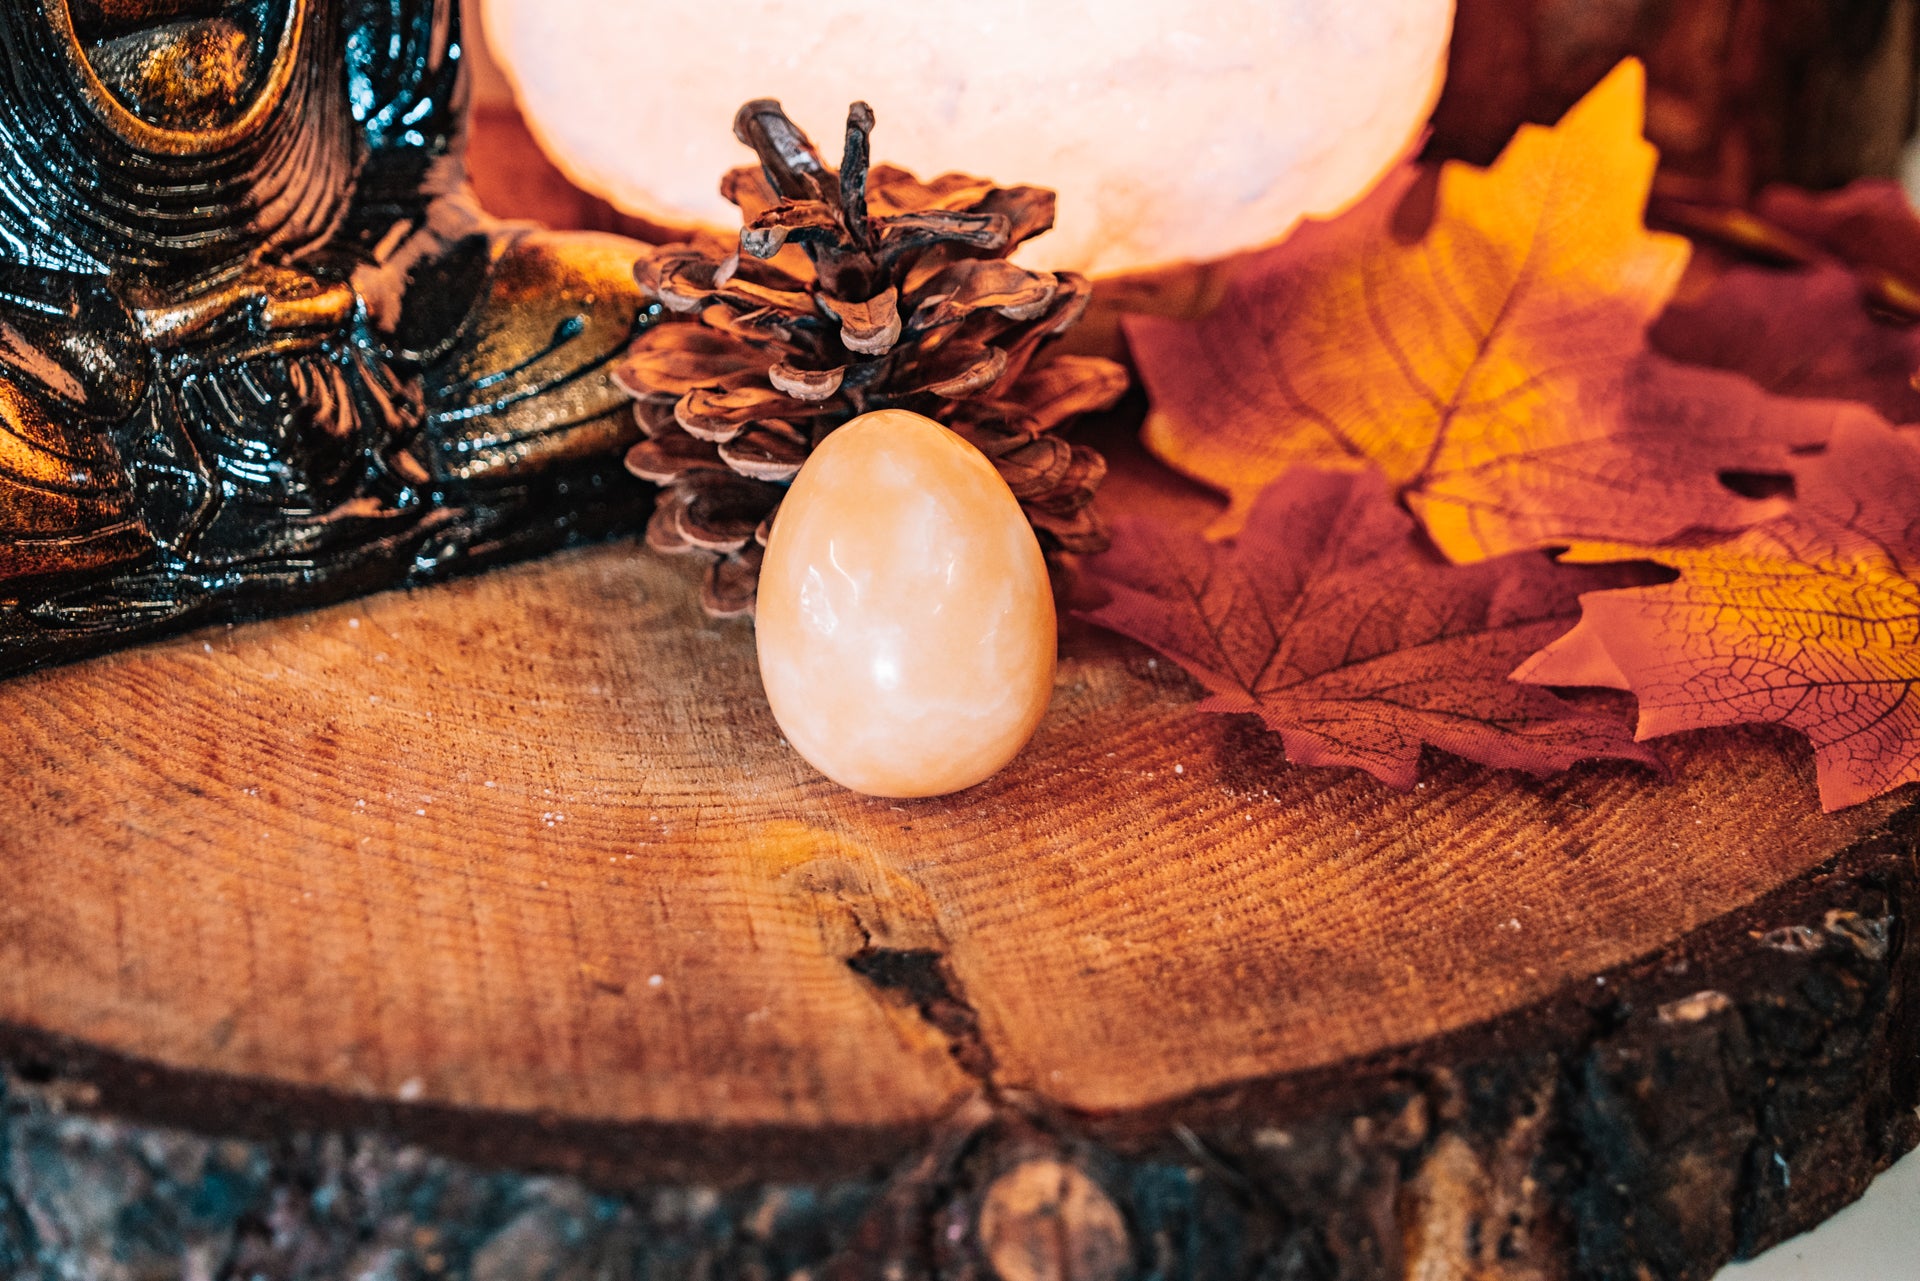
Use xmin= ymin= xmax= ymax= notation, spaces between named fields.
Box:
xmin=756 ymin=410 xmax=1058 ymax=797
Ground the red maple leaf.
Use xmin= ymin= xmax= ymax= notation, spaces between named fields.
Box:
xmin=1650 ymin=261 xmax=1920 ymax=425
xmin=1076 ymin=467 xmax=1657 ymax=789
xmin=1656 ymin=177 xmax=1920 ymax=321
xmin=1515 ymin=416 xmax=1920 ymax=811
xmin=1757 ymin=179 xmax=1920 ymax=315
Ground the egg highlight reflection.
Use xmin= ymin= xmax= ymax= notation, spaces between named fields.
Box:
xmin=755 ymin=410 xmax=1057 ymax=797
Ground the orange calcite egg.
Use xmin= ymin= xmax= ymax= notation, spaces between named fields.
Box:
xmin=756 ymin=410 xmax=1057 ymax=797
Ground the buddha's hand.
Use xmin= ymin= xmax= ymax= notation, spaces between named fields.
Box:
xmin=130 ymin=263 xmax=358 ymax=355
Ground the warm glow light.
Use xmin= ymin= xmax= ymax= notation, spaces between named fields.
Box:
xmin=482 ymin=0 xmax=1456 ymax=276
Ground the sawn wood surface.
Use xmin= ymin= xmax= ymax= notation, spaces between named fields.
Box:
xmin=0 ymin=431 xmax=1907 ymax=1153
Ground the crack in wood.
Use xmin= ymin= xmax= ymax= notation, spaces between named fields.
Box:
xmin=846 ymin=946 xmax=999 ymax=1086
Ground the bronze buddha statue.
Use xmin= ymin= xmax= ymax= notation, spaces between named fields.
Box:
xmin=0 ymin=0 xmax=652 ymax=674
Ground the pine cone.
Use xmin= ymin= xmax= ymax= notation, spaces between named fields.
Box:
xmin=616 ymin=99 xmax=1128 ymax=618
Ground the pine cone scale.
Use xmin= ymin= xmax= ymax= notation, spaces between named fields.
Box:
xmin=992 ymin=436 xmax=1076 ymax=499
xmin=626 ymin=432 xmax=728 ymax=484
xmin=703 ymin=544 xmax=765 ymax=618
xmin=819 ymin=286 xmax=901 ymax=354
xmin=613 ymin=326 xmax=769 ymax=399
xmin=718 ymin=423 xmax=810 ymax=482
xmin=768 ymin=362 xmax=846 ymax=400
xmin=675 ymin=386 xmax=841 ymax=441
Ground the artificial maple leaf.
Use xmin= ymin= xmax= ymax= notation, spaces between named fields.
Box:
xmin=1076 ymin=466 xmax=1656 ymax=789
xmin=1756 ymin=180 xmax=1920 ymax=317
xmin=1515 ymin=416 xmax=1920 ymax=811
xmin=1126 ymin=59 xmax=1867 ymax=561
xmin=1650 ymin=261 xmax=1920 ymax=425
xmin=1652 ymin=179 xmax=1920 ymax=319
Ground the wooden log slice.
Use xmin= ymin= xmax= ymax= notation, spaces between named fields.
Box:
xmin=2 ymin=39 xmax=1916 ymax=1275
xmin=1 ymin=424 xmax=1915 ymax=1280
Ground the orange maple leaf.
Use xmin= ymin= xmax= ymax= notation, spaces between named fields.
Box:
xmin=1515 ymin=417 xmax=1920 ymax=811
xmin=1126 ymin=59 xmax=1873 ymax=560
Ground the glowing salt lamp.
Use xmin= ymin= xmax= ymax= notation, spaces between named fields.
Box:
xmin=479 ymin=0 xmax=1456 ymax=277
